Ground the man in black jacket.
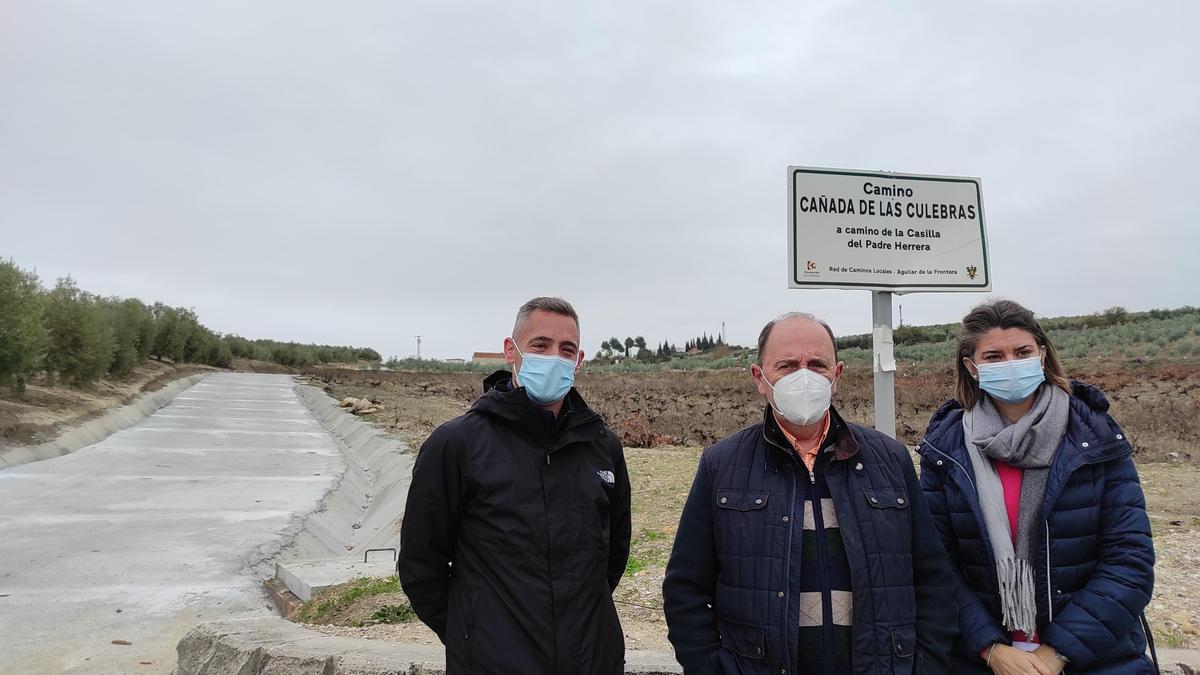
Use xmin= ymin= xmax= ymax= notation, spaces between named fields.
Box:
xmin=662 ymin=312 xmax=956 ymax=675
xmin=398 ymin=296 xmax=632 ymax=675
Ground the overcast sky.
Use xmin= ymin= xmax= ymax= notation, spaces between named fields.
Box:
xmin=3 ymin=1 xmax=1197 ymax=360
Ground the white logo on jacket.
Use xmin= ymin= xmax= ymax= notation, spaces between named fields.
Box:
xmin=596 ymin=470 xmax=615 ymax=485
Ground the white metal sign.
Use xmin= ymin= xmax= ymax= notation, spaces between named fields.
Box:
xmin=788 ymin=166 xmax=991 ymax=293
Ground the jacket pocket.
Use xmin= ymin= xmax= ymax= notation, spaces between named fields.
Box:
xmin=863 ymin=487 xmax=910 ymax=510
xmin=885 ymin=623 xmax=916 ymax=673
xmin=718 ymin=619 xmax=767 ymax=660
xmin=462 ymin=586 xmax=479 ymax=640
xmin=716 ymin=489 xmax=769 ymax=511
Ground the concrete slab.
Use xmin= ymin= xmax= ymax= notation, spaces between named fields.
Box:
xmin=275 ymin=558 xmax=396 ymax=602
xmin=175 ymin=617 xmax=681 ymax=675
xmin=0 ymin=373 xmax=345 ymax=674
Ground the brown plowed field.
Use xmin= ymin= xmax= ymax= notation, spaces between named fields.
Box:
xmin=304 ymin=361 xmax=1199 ymax=461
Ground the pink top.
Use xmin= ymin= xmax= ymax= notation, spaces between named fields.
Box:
xmin=994 ymin=459 xmax=1039 ymax=645
xmin=994 ymin=460 xmax=1023 ymax=543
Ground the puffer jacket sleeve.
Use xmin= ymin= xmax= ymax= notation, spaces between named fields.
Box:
xmin=919 ymin=451 xmax=1008 ymax=660
xmin=662 ymin=454 xmax=721 ymax=675
xmin=396 ymin=424 xmax=466 ymax=641
xmin=903 ymin=455 xmax=958 ymax=672
xmin=1040 ymin=453 xmax=1154 ymax=667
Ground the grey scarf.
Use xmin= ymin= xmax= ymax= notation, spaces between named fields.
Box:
xmin=962 ymin=383 xmax=1070 ymax=635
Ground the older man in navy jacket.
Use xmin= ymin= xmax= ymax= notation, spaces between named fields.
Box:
xmin=663 ymin=313 xmax=957 ymax=675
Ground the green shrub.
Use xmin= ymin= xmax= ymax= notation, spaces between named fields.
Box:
xmin=368 ymin=604 xmax=416 ymax=625
xmin=0 ymin=259 xmax=49 ymax=394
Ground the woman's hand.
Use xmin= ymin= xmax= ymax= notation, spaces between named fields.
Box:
xmin=984 ymin=644 xmax=1055 ymax=675
xmin=1031 ymin=644 xmax=1066 ymax=675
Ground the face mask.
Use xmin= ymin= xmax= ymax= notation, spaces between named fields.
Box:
xmin=764 ymin=368 xmax=832 ymax=426
xmin=513 ymin=345 xmax=578 ymax=405
xmin=974 ymin=355 xmax=1045 ymax=404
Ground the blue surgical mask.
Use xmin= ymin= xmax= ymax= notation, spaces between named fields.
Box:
xmin=975 ymin=355 xmax=1045 ymax=404
xmin=514 ymin=346 xmax=578 ymax=405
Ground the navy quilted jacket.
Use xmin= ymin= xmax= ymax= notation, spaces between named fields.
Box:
xmin=917 ymin=381 xmax=1155 ymax=674
xmin=663 ymin=406 xmax=958 ymax=675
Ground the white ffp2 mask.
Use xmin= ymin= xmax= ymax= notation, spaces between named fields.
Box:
xmin=765 ymin=368 xmax=832 ymax=426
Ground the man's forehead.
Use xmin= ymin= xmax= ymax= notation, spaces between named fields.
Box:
xmin=765 ymin=318 xmax=835 ymax=358
xmin=516 ymin=310 xmax=580 ymax=342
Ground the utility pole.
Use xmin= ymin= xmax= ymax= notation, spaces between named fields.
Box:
xmin=721 ymin=321 xmax=726 ymax=344
xmin=899 ymin=304 xmax=904 ymax=328
xmin=414 ymin=335 xmax=423 ymax=360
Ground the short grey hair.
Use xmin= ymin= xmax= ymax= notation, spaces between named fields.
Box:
xmin=756 ymin=312 xmax=839 ymax=365
xmin=513 ymin=296 xmax=579 ymax=337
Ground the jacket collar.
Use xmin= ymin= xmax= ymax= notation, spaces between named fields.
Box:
xmin=761 ymin=403 xmax=859 ymax=464
xmin=473 ymin=369 xmax=601 ymax=448
xmin=918 ymin=380 xmax=1132 ymax=467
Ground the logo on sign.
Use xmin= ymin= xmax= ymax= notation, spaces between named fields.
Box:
xmin=966 ymin=265 xmax=978 ymax=280
xmin=806 ymin=260 xmax=817 ymax=272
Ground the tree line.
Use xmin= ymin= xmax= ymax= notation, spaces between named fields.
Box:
xmin=835 ymin=305 xmax=1199 ymax=352
xmin=594 ymin=332 xmax=728 ymax=362
xmin=0 ymin=259 xmax=379 ymax=394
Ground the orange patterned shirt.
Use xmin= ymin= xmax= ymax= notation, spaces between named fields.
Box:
xmin=773 ymin=411 xmax=831 ymax=472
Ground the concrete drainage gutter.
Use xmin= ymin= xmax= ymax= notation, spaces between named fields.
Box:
xmin=0 ymin=372 xmax=212 ymax=470
xmin=274 ymin=382 xmax=416 ymax=565
xmin=175 ymin=618 xmax=683 ymax=675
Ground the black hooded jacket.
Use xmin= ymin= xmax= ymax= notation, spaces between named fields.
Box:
xmin=397 ymin=370 xmax=632 ymax=674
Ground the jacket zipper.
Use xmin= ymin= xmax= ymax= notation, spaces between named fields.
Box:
xmin=811 ymin=459 xmax=833 ymax=675
xmin=785 ymin=467 xmax=797 ymax=671
xmin=540 ymin=444 xmax=559 ymax=669
xmin=1045 ymin=521 xmax=1053 ymax=625
xmin=764 ymin=427 xmax=816 ymax=674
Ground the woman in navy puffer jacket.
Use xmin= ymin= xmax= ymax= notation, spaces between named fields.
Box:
xmin=918 ymin=300 xmax=1155 ymax=675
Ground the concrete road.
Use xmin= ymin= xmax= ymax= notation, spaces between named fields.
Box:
xmin=0 ymin=374 xmax=343 ymax=674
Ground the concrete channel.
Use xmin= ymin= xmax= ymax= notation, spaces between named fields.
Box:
xmin=0 ymin=374 xmax=344 ymax=674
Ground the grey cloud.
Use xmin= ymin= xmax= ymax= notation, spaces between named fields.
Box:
xmin=2 ymin=1 xmax=1196 ymax=359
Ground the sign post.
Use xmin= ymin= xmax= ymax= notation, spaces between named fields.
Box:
xmin=788 ymin=166 xmax=991 ymax=437
xmin=871 ymin=290 xmax=896 ymax=438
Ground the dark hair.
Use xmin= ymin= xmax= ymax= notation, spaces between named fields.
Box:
xmin=955 ymin=299 xmax=1070 ymax=408
xmin=513 ymin=297 xmax=579 ymax=336
xmin=757 ymin=312 xmax=838 ymax=365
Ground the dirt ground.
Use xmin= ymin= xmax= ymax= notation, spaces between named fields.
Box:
xmin=0 ymin=360 xmax=216 ymax=447
xmin=304 ymin=361 xmax=1199 ymax=461
xmin=297 ymin=364 xmax=1200 ymax=651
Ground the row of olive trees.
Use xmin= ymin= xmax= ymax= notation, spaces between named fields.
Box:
xmin=0 ymin=260 xmax=233 ymax=393
xmin=0 ymin=259 xmax=380 ymax=394
xmin=223 ymin=335 xmax=379 ymax=369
